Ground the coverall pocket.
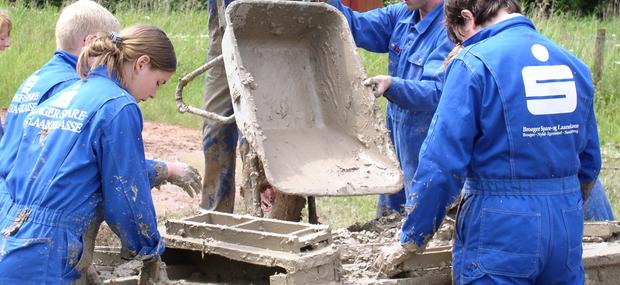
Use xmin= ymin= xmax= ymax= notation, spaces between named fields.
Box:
xmin=406 ymin=52 xmax=425 ymax=79
xmin=562 ymin=205 xmax=584 ymax=271
xmin=388 ymin=42 xmax=401 ymax=72
xmin=62 ymin=231 xmax=84 ymax=278
xmin=455 ymin=193 xmax=473 ymax=243
xmin=478 ymin=208 xmax=541 ymax=278
xmin=0 ymin=236 xmax=52 ymax=282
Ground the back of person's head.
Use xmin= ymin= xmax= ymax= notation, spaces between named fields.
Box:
xmin=444 ymin=0 xmax=521 ymax=44
xmin=77 ymin=24 xmax=177 ymax=87
xmin=0 ymin=9 xmax=11 ymax=34
xmin=55 ymin=0 xmax=120 ymax=52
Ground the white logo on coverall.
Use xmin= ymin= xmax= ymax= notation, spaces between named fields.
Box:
xmin=24 ymin=85 xmax=87 ymax=133
xmin=522 ymin=44 xmax=577 ymax=115
xmin=8 ymin=74 xmax=41 ymax=114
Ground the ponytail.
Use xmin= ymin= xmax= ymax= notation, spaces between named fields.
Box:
xmin=77 ymin=24 xmax=177 ymax=87
xmin=443 ymin=44 xmax=463 ymax=69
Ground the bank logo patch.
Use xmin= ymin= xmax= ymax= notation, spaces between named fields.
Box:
xmin=522 ymin=44 xmax=577 ymax=115
xmin=50 ymin=84 xmax=81 ymax=109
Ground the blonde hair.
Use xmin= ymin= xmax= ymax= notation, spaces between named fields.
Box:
xmin=55 ymin=0 xmax=120 ymax=51
xmin=0 ymin=9 xmax=11 ymax=35
xmin=443 ymin=44 xmax=464 ymax=69
xmin=77 ymin=24 xmax=177 ymax=87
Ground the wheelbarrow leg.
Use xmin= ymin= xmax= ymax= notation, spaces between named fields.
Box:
xmin=240 ymin=143 xmax=264 ymax=217
xmin=307 ymin=196 xmax=319 ymax=224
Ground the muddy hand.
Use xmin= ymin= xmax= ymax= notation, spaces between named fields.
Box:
xmin=166 ymin=162 xmax=202 ymax=198
xmin=139 ymin=256 xmax=173 ymax=285
xmin=363 ymin=75 xmax=392 ymax=98
xmin=371 ymin=242 xmax=414 ymax=278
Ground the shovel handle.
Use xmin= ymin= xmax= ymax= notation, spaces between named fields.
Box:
xmin=175 ymin=55 xmax=236 ymax=124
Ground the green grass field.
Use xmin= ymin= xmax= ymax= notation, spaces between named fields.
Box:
xmin=0 ymin=1 xmax=618 ymax=227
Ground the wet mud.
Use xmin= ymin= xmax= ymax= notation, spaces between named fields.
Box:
xmin=333 ymin=211 xmax=454 ymax=283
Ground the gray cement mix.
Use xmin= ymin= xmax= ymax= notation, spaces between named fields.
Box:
xmin=332 ymin=211 xmax=454 ymax=283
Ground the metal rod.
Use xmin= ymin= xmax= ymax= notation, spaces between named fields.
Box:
xmin=174 ymin=55 xmax=235 ymax=124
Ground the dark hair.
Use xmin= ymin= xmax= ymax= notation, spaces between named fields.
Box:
xmin=444 ymin=0 xmax=521 ymax=44
xmin=77 ymin=24 xmax=176 ymax=86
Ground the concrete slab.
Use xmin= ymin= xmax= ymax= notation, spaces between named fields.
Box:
xmin=165 ymin=211 xmax=331 ymax=253
xmin=584 ymin=221 xmax=620 ymax=241
xmin=159 ymin=211 xmax=341 ymax=284
xmin=584 ymin=241 xmax=620 ymax=285
xmin=402 ymin=246 xmax=452 ymax=272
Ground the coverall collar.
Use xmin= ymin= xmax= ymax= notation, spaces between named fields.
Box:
xmin=463 ymin=15 xmax=535 ymax=47
xmin=89 ymin=65 xmax=131 ymax=98
xmin=54 ymin=50 xmax=78 ymax=69
xmin=399 ymin=1 xmax=444 ymax=35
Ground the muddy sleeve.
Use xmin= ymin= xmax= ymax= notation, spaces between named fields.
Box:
xmin=578 ymin=101 xmax=602 ymax=186
xmin=327 ymin=0 xmax=400 ymax=53
xmin=145 ymin=159 xmax=168 ymax=189
xmin=383 ymin=33 xmax=453 ymax=112
xmin=99 ymin=103 xmax=165 ymax=260
xmin=399 ymin=59 xmax=480 ymax=246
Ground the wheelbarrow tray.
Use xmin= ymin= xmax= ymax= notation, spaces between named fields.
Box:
xmin=222 ymin=0 xmax=403 ymax=196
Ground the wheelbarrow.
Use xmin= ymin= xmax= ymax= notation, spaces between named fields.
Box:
xmin=175 ymin=0 xmax=403 ymax=222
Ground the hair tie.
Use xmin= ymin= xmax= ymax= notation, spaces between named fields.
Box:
xmin=109 ymin=32 xmax=123 ymax=46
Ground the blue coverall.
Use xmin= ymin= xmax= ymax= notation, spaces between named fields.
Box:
xmin=0 ymin=51 xmax=168 ymax=217
xmin=400 ymin=16 xmax=601 ymax=283
xmin=0 ymin=66 xmax=163 ymax=284
xmin=326 ymin=1 xmax=453 ymax=216
xmin=585 ymin=180 xmax=615 ymax=220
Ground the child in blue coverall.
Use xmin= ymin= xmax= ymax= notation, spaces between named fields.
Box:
xmin=0 ymin=1 xmax=200 ymax=214
xmin=0 ymin=24 xmax=176 ymax=284
xmin=324 ymin=0 xmax=454 ymax=217
xmin=374 ymin=0 xmax=602 ymax=283
xmin=0 ymin=3 xmax=199 ymax=281
xmin=0 ymin=9 xmax=11 ymax=139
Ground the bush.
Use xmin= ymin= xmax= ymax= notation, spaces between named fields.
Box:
xmin=521 ymin=0 xmax=603 ymax=16
xmin=383 ymin=0 xmax=618 ymax=16
xmin=8 ymin=0 xmax=208 ymax=11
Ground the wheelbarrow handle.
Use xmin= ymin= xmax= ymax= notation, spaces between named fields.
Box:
xmin=175 ymin=55 xmax=236 ymax=124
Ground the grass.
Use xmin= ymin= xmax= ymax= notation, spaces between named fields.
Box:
xmin=0 ymin=1 xmax=619 ymax=225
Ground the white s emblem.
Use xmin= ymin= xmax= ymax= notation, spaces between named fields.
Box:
xmin=522 ymin=44 xmax=577 ymax=115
